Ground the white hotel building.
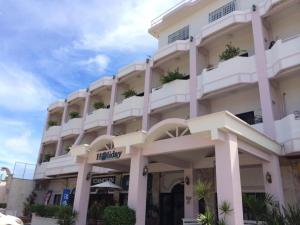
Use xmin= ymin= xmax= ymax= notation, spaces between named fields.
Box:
xmin=33 ymin=0 xmax=300 ymax=224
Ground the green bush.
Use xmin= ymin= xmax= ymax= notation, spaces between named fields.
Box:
xmin=56 ymin=206 xmax=77 ymax=225
xmin=31 ymin=204 xmax=60 ymax=218
xmin=160 ymin=68 xmax=185 ymax=84
xmin=43 ymin=154 xmax=53 ymax=162
xmin=122 ymin=89 xmax=137 ymax=99
xmin=69 ymin=111 xmax=80 ymax=119
xmin=219 ymin=43 xmax=241 ymax=61
xmin=103 ymin=206 xmax=136 ymax=225
xmin=48 ymin=120 xmax=58 ymax=127
xmin=93 ymin=101 xmax=105 ymax=110
xmin=0 ymin=203 xmax=7 ymax=208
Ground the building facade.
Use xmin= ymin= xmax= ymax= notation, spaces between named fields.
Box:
xmin=33 ymin=0 xmax=300 ymax=225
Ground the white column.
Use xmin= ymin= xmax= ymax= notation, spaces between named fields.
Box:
xmin=262 ymin=155 xmax=285 ymax=206
xmin=215 ymin=133 xmax=243 ymax=225
xmin=184 ymin=168 xmax=199 ymax=218
xmin=55 ymin=103 xmax=68 ymax=156
xmin=189 ymin=39 xmax=198 ymax=118
xmin=128 ymin=149 xmax=148 ymax=225
xmin=142 ymin=60 xmax=153 ymax=131
xmin=107 ymin=77 xmax=117 ymax=135
xmin=73 ymin=160 xmax=92 ymax=225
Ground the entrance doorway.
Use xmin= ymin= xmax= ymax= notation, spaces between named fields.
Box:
xmin=160 ymin=183 xmax=184 ymax=225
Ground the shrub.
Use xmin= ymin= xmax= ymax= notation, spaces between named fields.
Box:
xmin=31 ymin=204 xmax=60 ymax=218
xmin=43 ymin=154 xmax=53 ymax=162
xmin=160 ymin=68 xmax=185 ymax=84
xmin=103 ymin=206 xmax=136 ymax=225
xmin=122 ymin=89 xmax=137 ymax=99
xmin=23 ymin=192 xmax=36 ymax=217
xmin=93 ymin=101 xmax=105 ymax=110
xmin=0 ymin=203 xmax=7 ymax=208
xmin=69 ymin=111 xmax=80 ymax=119
xmin=48 ymin=120 xmax=58 ymax=127
xmin=219 ymin=43 xmax=241 ymax=61
xmin=56 ymin=206 xmax=77 ymax=225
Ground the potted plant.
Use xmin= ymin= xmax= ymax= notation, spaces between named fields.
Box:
xmin=88 ymin=201 xmax=106 ymax=225
xmin=48 ymin=120 xmax=58 ymax=127
xmin=103 ymin=206 xmax=136 ymax=225
xmin=160 ymin=68 xmax=186 ymax=84
xmin=122 ymin=89 xmax=137 ymax=99
xmin=56 ymin=206 xmax=78 ymax=225
xmin=93 ymin=101 xmax=105 ymax=110
xmin=69 ymin=111 xmax=80 ymax=119
xmin=219 ymin=43 xmax=241 ymax=61
xmin=64 ymin=146 xmax=71 ymax=153
xmin=43 ymin=154 xmax=52 ymax=162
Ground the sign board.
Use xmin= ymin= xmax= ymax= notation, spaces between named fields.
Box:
xmin=61 ymin=188 xmax=71 ymax=206
xmin=96 ymin=150 xmax=122 ymax=161
xmin=91 ymin=176 xmax=116 ymax=186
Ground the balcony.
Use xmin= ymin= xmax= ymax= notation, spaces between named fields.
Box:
xmin=252 ymin=113 xmax=300 ymax=155
xmin=42 ymin=125 xmax=61 ymax=143
xmin=198 ymin=55 xmax=256 ymax=95
xmin=89 ymin=77 xmax=113 ymax=92
xmin=153 ymin=40 xmax=190 ymax=62
xmin=266 ymin=34 xmax=300 ymax=78
xmin=61 ymin=118 xmax=82 ymax=137
xmin=48 ymin=100 xmax=65 ymax=112
xmin=84 ymin=108 xmax=110 ymax=130
xmin=67 ymin=89 xmax=87 ymax=102
xmin=113 ymin=96 xmax=144 ymax=122
xmin=45 ymin=154 xmax=79 ymax=177
xmin=150 ymin=79 xmax=189 ymax=111
xmin=34 ymin=162 xmax=49 ymax=179
xmin=117 ymin=62 xmax=146 ymax=79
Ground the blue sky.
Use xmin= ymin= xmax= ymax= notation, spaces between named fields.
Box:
xmin=0 ymin=0 xmax=179 ymax=172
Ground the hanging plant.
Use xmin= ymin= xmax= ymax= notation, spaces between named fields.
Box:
xmin=219 ymin=43 xmax=241 ymax=61
xmin=93 ymin=101 xmax=105 ymax=110
xmin=122 ymin=89 xmax=137 ymax=99
xmin=69 ymin=111 xmax=80 ymax=119
xmin=160 ymin=68 xmax=186 ymax=84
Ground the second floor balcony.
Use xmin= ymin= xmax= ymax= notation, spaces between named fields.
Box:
xmin=84 ymin=108 xmax=110 ymax=130
xmin=113 ymin=96 xmax=144 ymax=122
xmin=42 ymin=125 xmax=61 ymax=143
xmin=61 ymin=118 xmax=82 ymax=137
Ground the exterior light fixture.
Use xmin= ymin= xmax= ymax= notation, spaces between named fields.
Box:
xmin=252 ymin=5 xmax=256 ymax=12
xmin=86 ymin=172 xmax=92 ymax=181
xmin=190 ymin=36 xmax=194 ymax=42
xmin=266 ymin=172 xmax=272 ymax=183
xmin=142 ymin=166 xmax=149 ymax=176
xmin=185 ymin=176 xmax=190 ymax=185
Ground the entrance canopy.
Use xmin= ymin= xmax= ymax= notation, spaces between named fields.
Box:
xmin=70 ymin=111 xmax=282 ymax=169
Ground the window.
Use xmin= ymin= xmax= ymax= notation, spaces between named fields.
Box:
xmin=53 ymin=194 xmax=61 ymax=205
xmin=209 ymin=1 xmax=236 ymax=23
xmin=168 ymin=26 xmax=189 ymax=44
xmin=236 ymin=111 xmax=255 ymax=125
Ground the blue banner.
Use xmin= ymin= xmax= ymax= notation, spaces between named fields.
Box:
xmin=61 ymin=188 xmax=71 ymax=206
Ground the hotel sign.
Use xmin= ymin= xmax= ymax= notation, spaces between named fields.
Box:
xmin=96 ymin=150 xmax=122 ymax=161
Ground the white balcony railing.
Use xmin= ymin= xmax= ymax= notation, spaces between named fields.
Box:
xmin=266 ymin=34 xmax=300 ymax=78
xmin=199 ymin=55 xmax=256 ymax=95
xmin=113 ymin=96 xmax=144 ymax=121
xmin=252 ymin=113 xmax=300 ymax=154
xmin=61 ymin=118 xmax=82 ymax=137
xmin=117 ymin=62 xmax=146 ymax=79
xmin=42 ymin=125 xmax=61 ymax=143
xmin=67 ymin=89 xmax=87 ymax=102
xmin=89 ymin=77 xmax=113 ymax=92
xmin=84 ymin=108 xmax=110 ymax=130
xmin=150 ymin=79 xmax=189 ymax=111
xmin=48 ymin=100 xmax=65 ymax=112
xmin=45 ymin=154 xmax=79 ymax=177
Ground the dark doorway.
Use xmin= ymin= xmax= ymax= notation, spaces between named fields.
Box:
xmin=160 ymin=183 xmax=184 ymax=225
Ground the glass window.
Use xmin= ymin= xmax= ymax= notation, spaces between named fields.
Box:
xmin=168 ymin=26 xmax=189 ymax=44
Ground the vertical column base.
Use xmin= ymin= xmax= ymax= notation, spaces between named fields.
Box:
xmin=215 ymin=133 xmax=243 ymax=225
xmin=262 ymin=155 xmax=285 ymax=206
xmin=73 ymin=160 xmax=92 ymax=225
xmin=128 ymin=149 xmax=148 ymax=225
xmin=184 ymin=168 xmax=199 ymax=218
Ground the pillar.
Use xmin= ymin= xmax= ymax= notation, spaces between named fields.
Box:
xmin=215 ymin=133 xmax=243 ymax=225
xmin=184 ymin=168 xmax=199 ymax=218
xmin=262 ymin=155 xmax=285 ymax=206
xmin=142 ymin=59 xmax=153 ymax=131
xmin=128 ymin=149 xmax=148 ymax=225
xmin=107 ymin=77 xmax=117 ymax=135
xmin=74 ymin=92 xmax=90 ymax=145
xmin=73 ymin=160 xmax=92 ymax=225
xmin=251 ymin=7 xmax=276 ymax=139
xmin=55 ymin=102 xmax=68 ymax=156
xmin=189 ymin=39 xmax=198 ymax=118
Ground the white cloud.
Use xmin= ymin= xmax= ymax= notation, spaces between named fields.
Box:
xmin=81 ymin=54 xmax=110 ymax=73
xmin=0 ymin=63 xmax=56 ymax=111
